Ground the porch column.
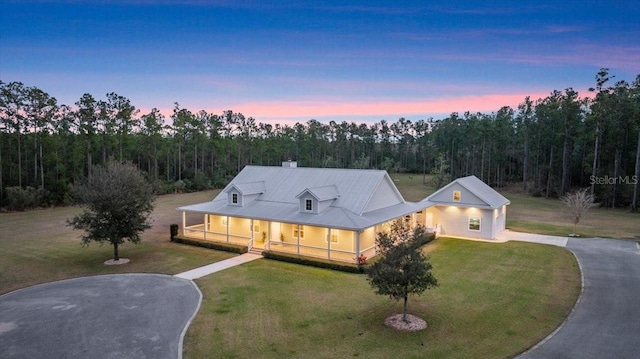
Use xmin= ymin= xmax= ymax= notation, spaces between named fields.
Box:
xmin=327 ymin=228 xmax=331 ymax=260
xmin=296 ymin=224 xmax=300 ymax=255
xmin=355 ymin=230 xmax=361 ymax=263
xmin=226 ymin=216 xmax=230 ymax=244
xmin=493 ymin=208 xmax=498 ymax=239
xmin=374 ymin=225 xmax=379 ymax=257
xmin=250 ymin=219 xmax=254 ymax=248
xmin=182 ymin=211 xmax=186 ymax=235
xmin=203 ymin=214 xmax=208 ymax=241
xmin=267 ymin=221 xmax=271 ymax=251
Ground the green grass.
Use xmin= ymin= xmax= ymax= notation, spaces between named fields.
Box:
xmin=503 ymin=191 xmax=640 ymax=238
xmin=0 ymin=190 xmax=234 ymax=295
xmin=185 ymin=238 xmax=580 ymax=359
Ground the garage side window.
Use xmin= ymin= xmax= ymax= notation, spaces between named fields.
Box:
xmin=468 ymin=217 xmax=481 ymax=231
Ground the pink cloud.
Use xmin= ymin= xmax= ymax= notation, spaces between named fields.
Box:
xmin=141 ymin=89 xmax=599 ymax=126
xmin=183 ymin=92 xmax=551 ymax=124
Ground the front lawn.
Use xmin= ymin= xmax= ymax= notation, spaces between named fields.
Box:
xmin=185 ymin=238 xmax=580 ymax=359
xmin=0 ymin=190 xmax=233 ymax=295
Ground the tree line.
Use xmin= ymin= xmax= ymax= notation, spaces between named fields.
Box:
xmin=1 ymin=69 xmax=639 ymax=210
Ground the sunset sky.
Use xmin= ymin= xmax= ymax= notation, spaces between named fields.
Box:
xmin=2 ymin=1 xmax=639 ymax=124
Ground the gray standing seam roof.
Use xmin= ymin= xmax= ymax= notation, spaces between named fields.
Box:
xmin=225 ymin=181 xmax=265 ymax=195
xmin=426 ymin=175 xmax=510 ymax=209
xmin=296 ymin=185 xmax=339 ymax=201
xmin=178 ymin=165 xmax=422 ymax=231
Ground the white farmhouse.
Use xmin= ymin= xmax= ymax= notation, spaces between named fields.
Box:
xmin=177 ymin=162 xmax=509 ymax=263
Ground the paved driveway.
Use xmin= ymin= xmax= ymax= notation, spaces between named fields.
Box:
xmin=519 ymin=237 xmax=640 ymax=359
xmin=0 ymin=274 xmax=201 ymax=359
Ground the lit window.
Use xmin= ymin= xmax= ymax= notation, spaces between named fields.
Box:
xmin=305 ymin=199 xmax=313 ymax=211
xmin=453 ymin=190 xmax=461 ymax=202
xmin=468 ymin=217 xmax=481 ymax=231
xmin=232 ymin=193 xmax=238 ymax=204
xmin=221 ymin=217 xmax=228 ymax=226
xmin=293 ymin=225 xmax=304 ymax=238
xmin=327 ymin=230 xmax=339 ymax=244
xmin=330 ymin=234 xmax=338 ymax=243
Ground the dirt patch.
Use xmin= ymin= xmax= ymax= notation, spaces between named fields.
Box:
xmin=384 ymin=313 xmax=427 ymax=331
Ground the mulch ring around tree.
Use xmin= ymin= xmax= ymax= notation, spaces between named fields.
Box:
xmin=104 ymin=258 xmax=130 ymax=265
xmin=384 ymin=313 xmax=427 ymax=331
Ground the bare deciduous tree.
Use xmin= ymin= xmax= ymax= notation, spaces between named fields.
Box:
xmin=561 ymin=188 xmax=597 ymax=235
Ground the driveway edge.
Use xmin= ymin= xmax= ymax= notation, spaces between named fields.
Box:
xmin=177 ymin=279 xmax=203 ymax=359
xmin=0 ymin=272 xmax=177 ymax=298
xmin=515 ymin=248 xmax=585 ymax=358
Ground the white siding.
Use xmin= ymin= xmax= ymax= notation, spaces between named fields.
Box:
xmin=427 ymin=206 xmax=495 ymax=239
xmin=428 ymin=183 xmax=487 ymax=207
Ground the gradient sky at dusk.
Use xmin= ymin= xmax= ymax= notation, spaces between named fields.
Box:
xmin=1 ymin=1 xmax=639 ymax=124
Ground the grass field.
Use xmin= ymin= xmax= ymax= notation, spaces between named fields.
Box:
xmin=184 ymin=238 xmax=580 ymax=359
xmin=0 ymin=190 xmax=234 ymax=295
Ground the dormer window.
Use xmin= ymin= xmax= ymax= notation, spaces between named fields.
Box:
xmin=224 ymin=181 xmax=265 ymax=207
xmin=296 ymin=186 xmax=338 ymax=214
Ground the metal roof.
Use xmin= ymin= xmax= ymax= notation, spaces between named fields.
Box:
xmin=178 ymin=197 xmax=424 ymax=231
xmin=177 ymin=165 xmax=421 ymax=230
xmin=224 ymin=181 xmax=265 ymax=195
xmin=425 ymin=175 xmax=510 ymax=209
xmin=296 ymin=185 xmax=339 ymax=201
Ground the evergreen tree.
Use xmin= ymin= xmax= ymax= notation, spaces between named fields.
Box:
xmin=67 ymin=161 xmax=156 ymax=261
xmin=367 ymin=223 xmax=438 ymax=323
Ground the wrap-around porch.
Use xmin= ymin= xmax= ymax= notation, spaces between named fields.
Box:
xmin=180 ymin=212 xmax=429 ymax=263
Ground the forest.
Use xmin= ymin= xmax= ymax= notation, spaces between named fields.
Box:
xmin=1 ymin=69 xmax=639 ymax=211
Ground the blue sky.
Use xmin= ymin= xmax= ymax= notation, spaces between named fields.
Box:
xmin=1 ymin=0 xmax=639 ymax=124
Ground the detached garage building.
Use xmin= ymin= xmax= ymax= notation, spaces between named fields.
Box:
xmin=421 ymin=175 xmax=510 ymax=240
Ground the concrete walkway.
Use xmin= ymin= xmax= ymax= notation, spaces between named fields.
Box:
xmin=174 ymin=253 xmax=262 ymax=280
xmin=496 ymin=229 xmax=569 ymax=247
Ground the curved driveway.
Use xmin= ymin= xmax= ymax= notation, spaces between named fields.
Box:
xmin=520 ymin=237 xmax=640 ymax=359
xmin=0 ymin=274 xmax=201 ymax=359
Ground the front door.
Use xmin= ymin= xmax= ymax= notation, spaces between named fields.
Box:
xmin=252 ymin=220 xmax=266 ymax=249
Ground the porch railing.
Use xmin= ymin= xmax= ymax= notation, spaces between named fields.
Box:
xmin=183 ymin=224 xmax=251 ymax=246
